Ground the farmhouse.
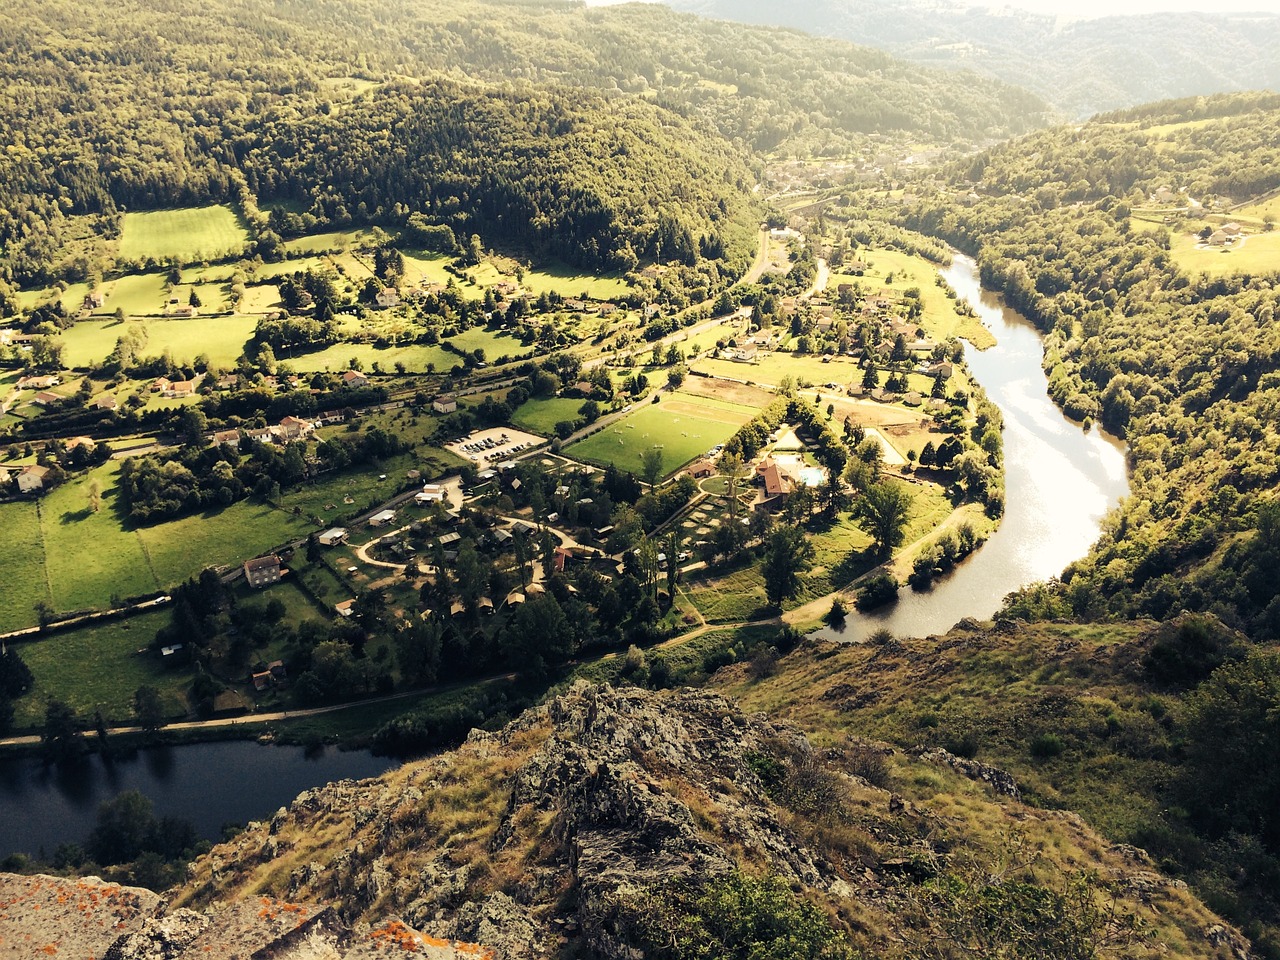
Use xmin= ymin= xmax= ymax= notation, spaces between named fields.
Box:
xmin=92 ymin=395 xmax=119 ymax=411
xmin=342 ymin=370 xmax=369 ymax=388
xmin=243 ymin=555 xmax=282 ymax=589
xmin=81 ymin=291 xmax=105 ymax=311
xmin=375 ymin=287 xmax=401 ymax=309
xmin=32 ymin=391 xmax=61 ymax=405
xmin=151 ymin=376 xmax=172 ymax=393
xmin=318 ymin=527 xmax=349 ymax=546
xmin=684 ymin=459 xmax=716 ymax=480
xmin=16 ymin=464 xmax=50 ymax=493
xmin=369 ymin=509 xmax=397 ymax=527
xmin=213 ymin=429 xmax=241 ymax=447
xmin=432 ymin=395 xmax=457 ymax=414
xmin=163 ymin=376 xmax=201 ymax=398
xmin=334 ymin=600 xmax=356 ymax=618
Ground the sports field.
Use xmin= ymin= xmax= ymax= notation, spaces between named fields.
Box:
xmin=566 ymin=391 xmax=755 ymax=476
xmin=118 ymin=205 xmax=250 ymax=263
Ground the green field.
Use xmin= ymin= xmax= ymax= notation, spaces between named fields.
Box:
xmin=1170 ymin=230 xmax=1280 ymax=275
xmin=8 ymin=610 xmax=184 ymax=727
xmin=39 ymin=464 xmax=160 ymax=613
xmin=13 ymin=281 xmax=92 ymax=315
xmin=519 ymin=264 xmax=630 ymax=300
xmin=566 ymin=391 xmax=753 ymax=476
xmin=101 ymin=272 xmax=170 ymax=316
xmin=283 ymin=228 xmax=379 ymax=255
xmin=691 ymin=351 xmax=860 ymax=389
xmin=61 ymin=315 xmax=257 ymax=368
xmin=136 ymin=502 xmax=309 ymax=579
xmin=512 ymin=397 xmax=586 ymax=435
xmin=118 ymin=206 xmax=250 ymax=263
xmin=0 ymin=501 xmax=51 ymax=633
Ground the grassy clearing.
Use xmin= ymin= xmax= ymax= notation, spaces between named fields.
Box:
xmin=13 ymin=281 xmax=93 ymax=315
xmin=136 ymin=502 xmax=309 ymax=579
xmin=286 ymin=341 xmax=459 ymax=374
xmin=512 ymin=397 xmax=586 ymax=436
xmin=448 ymin=327 xmax=530 ymax=362
xmin=61 ymin=315 xmax=256 ymax=369
xmin=102 ymin=272 xmax=171 ymax=316
xmin=118 ymin=206 xmax=250 ymax=263
xmin=282 ymin=229 xmax=379 ymax=255
xmin=566 ymin=393 xmax=752 ymax=476
xmin=400 ymin=251 xmax=471 ymax=292
xmin=0 ymin=501 xmax=51 ymax=633
xmin=1170 ymin=230 xmax=1280 ymax=275
xmin=686 ymin=564 xmax=770 ymax=623
xmin=40 ymin=463 xmax=160 ymax=615
xmin=691 ymin=351 xmax=860 ymax=388
xmin=8 ymin=609 xmax=183 ymax=727
xmin=518 ymin=263 xmax=630 ymax=300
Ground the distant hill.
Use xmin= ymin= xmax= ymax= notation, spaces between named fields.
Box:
xmin=668 ymin=0 xmax=1280 ymax=117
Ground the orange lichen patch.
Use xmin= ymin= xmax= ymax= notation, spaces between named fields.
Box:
xmin=365 ymin=920 xmax=495 ymax=958
xmin=39 ymin=943 xmax=58 ymax=955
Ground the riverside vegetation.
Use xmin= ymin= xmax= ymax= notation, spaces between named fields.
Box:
xmin=0 ymin=0 xmax=1278 ymax=957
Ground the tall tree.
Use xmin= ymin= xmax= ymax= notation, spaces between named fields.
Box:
xmin=856 ymin=482 xmax=912 ymax=558
xmin=762 ymin=527 xmax=815 ymax=608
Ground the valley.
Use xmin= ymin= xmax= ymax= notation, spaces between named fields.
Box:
xmin=0 ymin=1 xmax=1278 ymax=958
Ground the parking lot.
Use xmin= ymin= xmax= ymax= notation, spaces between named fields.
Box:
xmin=446 ymin=426 xmax=545 ymax=468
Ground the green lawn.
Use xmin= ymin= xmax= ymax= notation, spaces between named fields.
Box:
xmin=39 ymin=463 xmax=160 ymax=615
xmin=1170 ymin=230 xmax=1280 ymax=275
xmin=519 ymin=263 xmax=631 ymax=300
xmin=118 ymin=206 xmax=250 ymax=263
xmin=566 ymin=392 xmax=753 ymax=476
xmin=282 ymin=228 xmax=379 ymax=255
xmin=136 ymin=501 xmax=309 ymax=580
xmin=0 ymin=501 xmax=51 ymax=633
xmin=61 ymin=315 xmax=257 ymax=369
xmin=8 ymin=610 xmax=184 ymax=727
xmin=101 ymin=272 xmax=170 ymax=316
xmin=287 ymin=341 xmax=461 ymax=374
xmin=512 ymin=397 xmax=586 ymax=436
xmin=448 ymin=327 xmax=530 ymax=362
xmin=13 ymin=281 xmax=92 ymax=315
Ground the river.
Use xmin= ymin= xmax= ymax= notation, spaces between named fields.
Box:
xmin=0 ymin=741 xmax=395 ymax=858
xmin=811 ymin=253 xmax=1129 ymax=641
xmin=0 ymin=255 xmax=1126 ymax=859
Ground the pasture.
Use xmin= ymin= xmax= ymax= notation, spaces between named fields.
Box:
xmin=0 ymin=501 xmax=51 ymax=633
xmin=566 ymin=391 xmax=754 ymax=476
xmin=519 ymin=264 xmax=630 ymax=300
xmin=8 ymin=609 xmax=183 ymax=726
xmin=118 ymin=206 xmax=250 ymax=263
xmin=61 ymin=315 xmax=257 ymax=369
xmin=283 ymin=228 xmax=379 ymax=255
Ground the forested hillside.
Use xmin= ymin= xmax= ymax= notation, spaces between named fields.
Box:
xmin=670 ymin=0 xmax=1280 ymax=118
xmin=0 ymin=0 xmax=1047 ymax=291
xmin=882 ymin=92 xmax=1280 ymax=638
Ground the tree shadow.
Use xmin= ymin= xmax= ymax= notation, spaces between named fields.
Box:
xmin=59 ymin=507 xmax=94 ymax=524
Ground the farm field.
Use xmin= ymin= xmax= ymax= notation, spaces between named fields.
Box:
xmin=0 ymin=501 xmax=51 ymax=633
xmin=13 ymin=281 xmax=93 ymax=315
xmin=135 ymin=502 xmax=309 ymax=581
xmin=60 ymin=315 xmax=258 ymax=369
xmin=283 ymin=228 xmax=379 ymax=255
xmin=8 ymin=609 xmax=182 ymax=727
xmin=101 ymin=272 xmax=170 ymax=316
xmin=1170 ymin=231 xmax=1280 ymax=275
xmin=566 ymin=390 xmax=754 ymax=476
xmin=118 ymin=206 xmax=250 ymax=263
xmin=691 ymin=351 xmax=860 ymax=388
xmin=37 ymin=464 xmax=160 ymax=615
xmin=518 ymin=264 xmax=630 ymax=300
xmin=512 ymin=397 xmax=588 ymax=436
xmin=400 ymin=252 xmax=468 ymax=291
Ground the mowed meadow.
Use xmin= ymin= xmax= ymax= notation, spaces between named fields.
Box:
xmin=117 ymin=205 xmax=251 ymax=263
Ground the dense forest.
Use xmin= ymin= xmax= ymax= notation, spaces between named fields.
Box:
xmin=0 ymin=0 xmax=1047 ymax=290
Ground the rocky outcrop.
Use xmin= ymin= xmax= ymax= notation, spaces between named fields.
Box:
xmin=12 ymin=682 xmax=1257 ymax=960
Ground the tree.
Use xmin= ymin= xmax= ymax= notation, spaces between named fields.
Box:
xmin=856 ymin=481 xmax=912 ymax=558
xmin=762 ymin=526 xmax=814 ymax=608
xmin=508 ymin=594 xmax=572 ymax=680
xmin=641 ymin=447 xmax=665 ymax=489
xmin=133 ymin=685 xmax=166 ymax=732
xmin=188 ymin=288 xmax=202 ymax=308
xmin=665 ymin=530 xmax=681 ymax=609
xmin=720 ymin=451 xmax=746 ymax=521
xmin=42 ymin=698 xmax=83 ymax=761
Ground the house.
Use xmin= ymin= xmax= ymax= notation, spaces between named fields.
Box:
xmin=150 ymin=376 xmax=172 ymax=394
xmin=65 ymin=436 xmax=96 ymax=454
xmin=164 ymin=377 xmax=200 ymax=398
xmin=725 ymin=345 xmax=758 ymax=363
xmin=251 ymin=671 xmax=273 ymax=691
xmin=415 ymin=483 xmax=447 ymax=504
xmin=369 ymin=509 xmax=397 ymax=527
xmin=1207 ymin=229 xmax=1229 ymax=245
xmin=478 ymin=596 xmax=495 ymax=615
xmin=927 ymin=362 xmax=954 ymax=380
xmin=334 ymin=599 xmax=356 ymax=618
xmin=758 ymin=459 xmax=795 ymax=499
xmin=342 ymin=370 xmax=369 ymax=388
xmin=432 ymin=395 xmax=457 ymax=414
xmin=93 ymin=395 xmax=118 ymax=411
xmin=16 ymin=464 xmax=50 ymax=493
xmin=82 ymin=291 xmax=105 ymax=311
xmin=243 ymin=555 xmax=282 ymax=588
xmin=375 ymin=287 xmax=401 ymax=309
xmin=32 ymin=391 xmax=61 ymax=405
xmin=449 ymin=600 xmax=466 ymax=618
xmin=684 ymin=459 xmax=716 ymax=480
xmin=277 ymin=415 xmax=313 ymax=440
xmin=1222 ymin=222 xmax=1243 ymax=236
xmin=571 ymin=381 xmax=596 ymax=396
xmin=16 ymin=375 xmax=59 ymax=390
xmin=268 ymin=660 xmax=287 ymax=681
xmin=217 ymin=374 xmax=240 ymax=391
xmin=318 ymin=527 xmax=349 ymax=546
xmin=213 ymin=429 xmax=241 ymax=448
xmin=437 ymin=531 xmax=462 ymax=548
xmin=166 ymin=304 xmax=197 ymax=318
xmin=506 ymin=591 xmax=526 ymax=608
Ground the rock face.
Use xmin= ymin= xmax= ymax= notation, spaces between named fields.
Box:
xmin=12 ymin=683 xmax=1257 ymax=959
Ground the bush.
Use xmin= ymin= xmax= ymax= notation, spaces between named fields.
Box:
xmin=1030 ymin=732 xmax=1065 ymax=759
xmin=856 ymin=574 xmax=900 ymax=610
